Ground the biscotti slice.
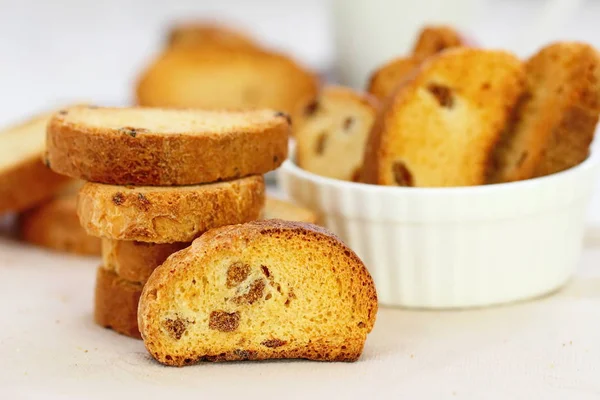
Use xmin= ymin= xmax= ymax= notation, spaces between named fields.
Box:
xmin=166 ymin=21 xmax=258 ymax=50
xmin=368 ymin=25 xmax=468 ymax=101
xmin=362 ymin=48 xmax=526 ymax=187
xmin=19 ymin=189 xmax=101 ymax=256
xmin=78 ymin=175 xmax=265 ymax=243
xmin=295 ymin=86 xmax=379 ymax=181
xmin=138 ymin=220 xmax=378 ymax=366
xmin=367 ymin=57 xmax=422 ymax=101
xmin=0 ymin=112 xmax=71 ymax=214
xmin=412 ymin=25 xmax=468 ymax=58
xmin=262 ymin=196 xmax=318 ymax=224
xmin=490 ymin=42 xmax=600 ymax=182
xmin=103 ymin=240 xmax=189 ymax=283
xmin=46 ymin=106 xmax=289 ymax=186
xmin=135 ymin=46 xmax=319 ymax=115
xmin=95 ymin=267 xmax=143 ymax=339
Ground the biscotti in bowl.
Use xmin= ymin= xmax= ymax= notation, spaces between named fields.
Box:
xmin=280 ymin=40 xmax=600 ymax=308
xmin=278 ymin=150 xmax=600 ymax=308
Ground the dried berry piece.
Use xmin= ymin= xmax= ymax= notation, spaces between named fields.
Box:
xmin=304 ymin=100 xmax=319 ymax=116
xmin=516 ymin=151 xmax=528 ymax=167
xmin=427 ymin=83 xmax=454 ymax=108
xmin=209 ymin=311 xmax=240 ymax=332
xmin=343 ymin=117 xmax=355 ymax=131
xmin=315 ymin=133 xmax=327 ymax=155
xmin=274 ymin=111 xmax=292 ymax=126
xmin=112 ymin=192 xmax=125 ymax=206
xmin=137 ymin=193 xmax=151 ymax=211
xmin=162 ymin=317 xmax=189 ymax=340
xmin=234 ymin=349 xmax=256 ymax=360
xmin=118 ymin=126 xmax=148 ymax=138
xmin=233 ymin=279 xmax=266 ymax=305
xmin=261 ymin=339 xmax=287 ymax=348
xmin=226 ymin=262 xmax=251 ymax=288
xmin=392 ymin=161 xmax=414 ymax=186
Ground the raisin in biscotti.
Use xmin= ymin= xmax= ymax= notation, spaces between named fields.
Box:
xmin=490 ymin=42 xmax=600 ymax=183
xmin=135 ymin=46 xmax=319 ymax=115
xmin=46 ymin=106 xmax=289 ymax=186
xmin=362 ymin=48 xmax=526 ymax=187
xmin=0 ymin=112 xmax=71 ymax=214
xmin=77 ymin=175 xmax=265 ymax=243
xmin=103 ymin=240 xmax=189 ymax=284
xmin=138 ymin=220 xmax=378 ymax=366
xmin=262 ymin=196 xmax=318 ymax=224
xmin=19 ymin=187 xmax=100 ymax=256
xmin=95 ymin=267 xmax=143 ymax=339
xmin=294 ymin=86 xmax=379 ymax=181
xmin=368 ymin=25 xmax=469 ymax=101
xmin=166 ymin=21 xmax=258 ymax=50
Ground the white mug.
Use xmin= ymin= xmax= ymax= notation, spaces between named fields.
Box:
xmin=331 ymin=0 xmax=584 ymax=89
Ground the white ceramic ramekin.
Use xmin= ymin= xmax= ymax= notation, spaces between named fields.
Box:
xmin=278 ymin=152 xmax=600 ymax=309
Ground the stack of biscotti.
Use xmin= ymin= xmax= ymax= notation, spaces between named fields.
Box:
xmin=45 ymin=105 xmax=290 ymax=339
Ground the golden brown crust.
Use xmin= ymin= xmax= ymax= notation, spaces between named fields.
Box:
xmin=412 ymin=25 xmax=467 ymax=58
xmin=46 ymin=106 xmax=290 ymax=186
xmin=94 ymin=267 xmax=143 ymax=339
xmin=362 ymin=48 xmax=526 ymax=187
xmin=262 ymin=196 xmax=318 ymax=224
xmin=367 ymin=57 xmax=422 ymax=101
xmin=19 ymin=193 xmax=100 ymax=256
xmin=166 ymin=21 xmax=258 ymax=50
xmin=367 ymin=25 xmax=468 ymax=102
xmin=490 ymin=42 xmax=600 ymax=182
xmin=103 ymin=239 xmax=189 ymax=283
xmin=135 ymin=46 xmax=320 ymax=115
xmin=294 ymin=86 xmax=379 ymax=182
xmin=138 ymin=219 xmax=378 ymax=366
xmin=0 ymin=156 xmax=71 ymax=214
xmin=77 ymin=175 xmax=265 ymax=243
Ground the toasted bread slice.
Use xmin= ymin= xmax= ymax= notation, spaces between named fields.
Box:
xmin=368 ymin=25 xmax=468 ymax=101
xmin=294 ymin=86 xmax=379 ymax=181
xmin=77 ymin=175 xmax=265 ymax=243
xmin=262 ymin=197 xmax=318 ymax=224
xmin=135 ymin=46 xmax=319 ymax=115
xmin=103 ymin=240 xmax=189 ymax=283
xmin=46 ymin=106 xmax=289 ymax=186
xmin=95 ymin=267 xmax=143 ymax=339
xmin=0 ymin=112 xmax=71 ymax=214
xmin=362 ymin=48 xmax=526 ymax=187
xmin=19 ymin=185 xmax=100 ymax=256
xmin=490 ymin=42 xmax=600 ymax=182
xmin=367 ymin=57 xmax=422 ymax=101
xmin=412 ymin=25 xmax=468 ymax=58
xmin=138 ymin=220 xmax=378 ymax=366
xmin=166 ymin=21 xmax=258 ymax=50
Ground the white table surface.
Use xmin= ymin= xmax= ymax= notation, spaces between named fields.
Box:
xmin=1 ymin=209 xmax=600 ymax=399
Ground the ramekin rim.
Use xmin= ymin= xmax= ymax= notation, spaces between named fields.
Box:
xmin=279 ymin=149 xmax=600 ymax=195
